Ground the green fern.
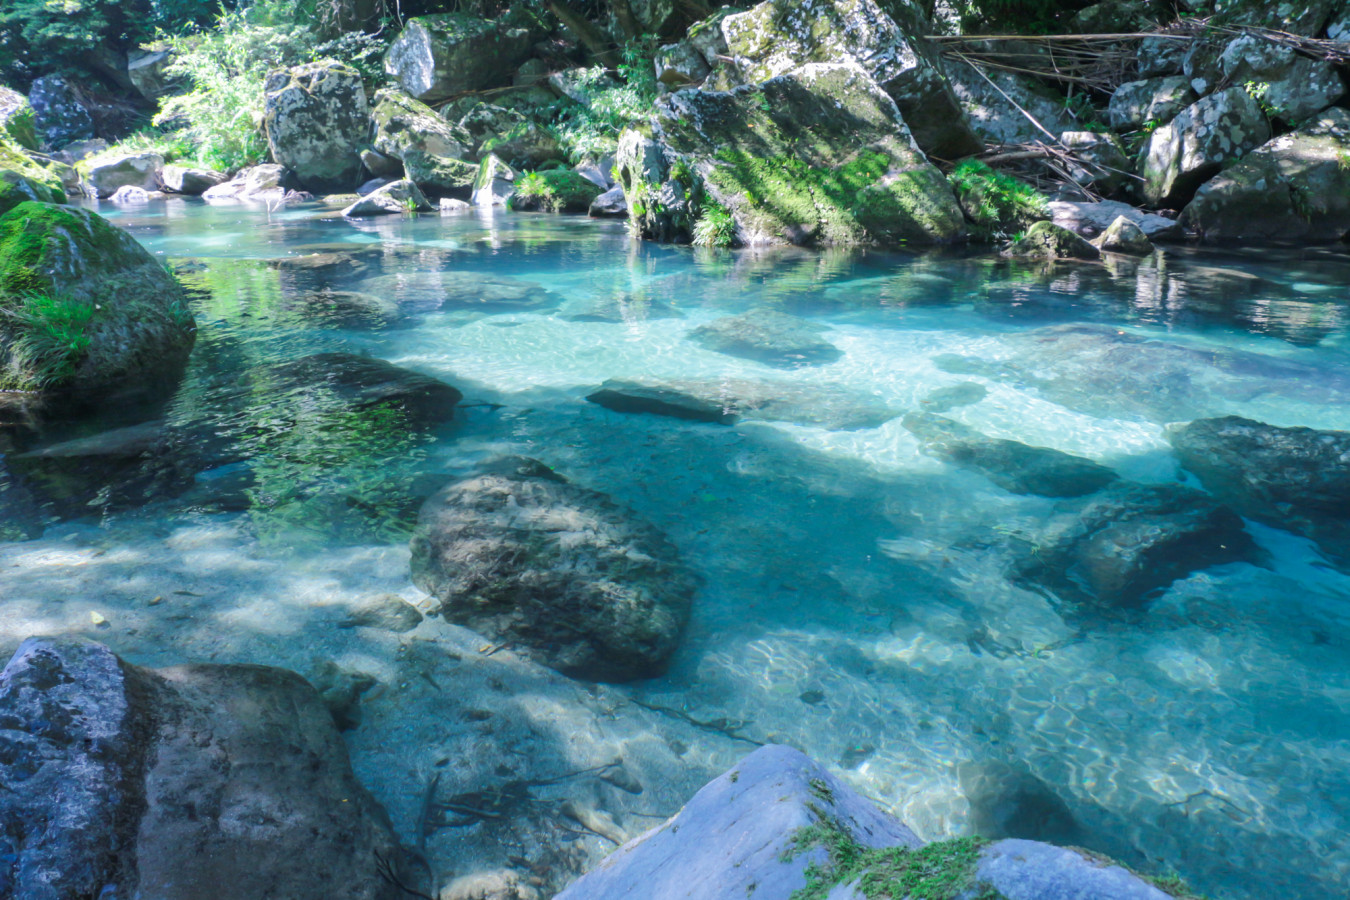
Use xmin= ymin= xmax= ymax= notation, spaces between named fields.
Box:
xmin=692 ymin=201 xmax=736 ymax=248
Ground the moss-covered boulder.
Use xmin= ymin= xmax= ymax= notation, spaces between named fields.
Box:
xmin=949 ymin=159 xmax=1047 ymax=237
xmin=384 ymin=13 xmax=534 ymax=103
xmin=510 ymin=170 xmax=601 ymax=213
xmin=1141 ymin=87 xmax=1271 ymax=207
xmin=1182 ymin=108 xmax=1350 ymax=243
xmin=370 ymin=88 xmax=469 ymax=163
xmin=0 ymin=202 xmax=195 ymax=398
xmin=263 ymin=60 xmax=369 ymax=193
xmin=649 ymin=62 xmax=964 ymax=247
xmin=1218 ymin=34 xmax=1345 ymax=125
xmin=719 ymin=0 xmax=981 ymax=159
xmin=1094 ymin=215 xmax=1154 ymax=255
xmin=1213 ymin=0 xmax=1339 ymax=35
xmin=0 ymin=134 xmax=65 ymax=216
xmin=401 ymin=148 xmax=477 ymax=197
xmin=0 ymin=86 xmax=38 ymax=151
xmin=1003 ymin=221 xmax=1101 ymax=260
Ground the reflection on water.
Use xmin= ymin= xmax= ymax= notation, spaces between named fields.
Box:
xmin=3 ymin=198 xmax=1350 ymax=899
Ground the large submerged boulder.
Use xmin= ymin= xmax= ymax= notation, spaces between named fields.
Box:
xmin=1181 ymin=108 xmax=1350 ymax=244
xmin=718 ymin=0 xmax=982 ymax=158
xmin=555 ymin=745 xmax=1182 ymax=900
xmin=588 ymin=377 xmax=900 ymax=429
xmin=410 ymin=459 xmax=695 ymax=682
xmin=384 ymin=13 xmax=534 ymax=103
xmin=263 ymin=60 xmax=369 ymax=193
xmin=1141 ymin=87 xmax=1270 ymax=207
xmin=0 ymin=636 xmax=416 ymax=900
xmin=0 ymin=202 xmax=195 ymax=401
xmin=688 ymin=309 xmax=843 ymax=367
xmin=643 ymin=62 xmax=964 ymax=247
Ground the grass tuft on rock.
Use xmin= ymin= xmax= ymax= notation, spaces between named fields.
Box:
xmin=0 ymin=291 xmax=95 ymax=388
xmin=510 ymin=169 xmax=601 ymax=213
xmin=949 ymin=159 xmax=1048 ymax=239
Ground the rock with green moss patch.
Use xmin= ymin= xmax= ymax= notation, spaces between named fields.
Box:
xmin=1181 ymin=108 xmax=1350 ymax=243
xmin=384 ymin=14 xmax=535 ymax=103
xmin=0 ymin=87 xmax=38 ymax=151
xmin=1003 ymin=221 xmax=1101 ymax=260
xmin=511 ymin=170 xmax=601 ymax=213
xmin=471 ymin=154 xmax=519 ymax=207
xmin=342 ymin=179 xmax=433 ymax=217
xmin=401 ymin=148 xmax=478 ymax=198
xmin=950 ymin=159 xmax=1047 ymax=236
xmin=1094 ymin=215 xmax=1154 ymax=255
xmin=652 ymin=62 xmax=964 ymax=247
xmin=370 ymin=88 xmax=470 ymax=164
xmin=476 ymin=117 xmax=564 ymax=170
xmin=263 ymin=60 xmax=369 ymax=193
xmin=0 ymin=135 xmax=65 ymax=216
xmin=1141 ymin=87 xmax=1270 ymax=208
xmin=719 ymin=0 xmax=981 ymax=158
xmin=0 ymin=202 xmax=195 ymax=399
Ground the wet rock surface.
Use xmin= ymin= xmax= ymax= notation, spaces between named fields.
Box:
xmin=84 ymin=151 xmax=162 ymax=198
xmin=689 ymin=309 xmax=842 ymax=367
xmin=410 ymin=460 xmax=695 ymax=681
xmin=1004 ymin=222 xmax=1101 ymax=261
xmin=589 ymin=377 xmax=899 ymax=429
xmin=0 ymin=636 xmax=415 ymax=900
xmin=903 ymin=412 xmax=1117 ymax=498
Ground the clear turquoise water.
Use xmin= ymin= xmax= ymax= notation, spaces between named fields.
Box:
xmin=5 ymin=199 xmax=1350 ymax=898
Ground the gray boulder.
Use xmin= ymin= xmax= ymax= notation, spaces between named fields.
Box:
xmin=84 ymin=151 xmax=163 ymax=198
xmin=1059 ymin=130 xmax=1130 ymax=194
xmin=410 ymin=460 xmax=695 ymax=681
xmin=470 ymin=153 xmax=518 ymax=207
xmin=108 ymin=184 xmax=154 ymax=203
xmin=342 ymin=178 xmax=433 ymax=217
xmin=369 ymin=87 xmax=469 ymax=163
xmin=1137 ymin=35 xmax=1188 ymax=77
xmin=1048 ymin=199 xmax=1181 ymax=241
xmin=1094 ymin=215 xmax=1154 ymax=255
xmin=1141 ymin=87 xmax=1271 ymax=207
xmin=401 ymin=148 xmax=477 ymax=197
xmin=655 ymin=40 xmax=711 ymax=91
xmin=689 ymin=309 xmax=842 ymax=367
xmin=903 ymin=412 xmax=1117 ymax=497
xmin=1003 ymin=221 xmax=1101 ymax=260
xmin=384 ymin=13 xmax=534 ymax=103
xmin=1213 ymin=0 xmax=1339 ymax=35
xmin=0 ymin=636 xmax=416 ymax=900
xmin=718 ymin=0 xmax=982 ymax=158
xmin=1168 ymin=415 xmax=1350 ymax=567
xmin=160 ymin=164 xmax=227 ymax=194
xmin=1106 ymin=76 xmax=1195 ymax=131
xmin=947 ymin=57 xmax=1076 ymax=147
xmin=263 ymin=60 xmax=369 ymax=193
xmin=361 ymin=148 xmax=402 ymax=177
xmin=556 ymin=745 xmax=1181 ymax=900
xmin=589 ymin=185 xmax=627 ymax=217
xmin=1181 ymin=108 xmax=1350 ymax=243
xmin=1219 ymin=34 xmax=1345 ymax=125
xmin=27 ymin=75 xmax=93 ymax=149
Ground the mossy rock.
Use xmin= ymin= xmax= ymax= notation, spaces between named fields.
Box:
xmin=511 ymin=170 xmax=601 ymax=213
xmin=1003 ymin=221 xmax=1101 ymax=260
xmin=655 ymin=62 xmax=964 ymax=247
xmin=0 ymin=202 xmax=195 ymax=397
xmin=401 ymin=148 xmax=478 ymax=197
xmin=0 ymin=133 xmax=65 ymax=216
xmin=949 ymin=159 xmax=1047 ymax=239
xmin=370 ymin=87 xmax=470 ymax=162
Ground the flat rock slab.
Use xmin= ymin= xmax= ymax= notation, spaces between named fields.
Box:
xmin=588 ymin=378 xmax=900 ymax=430
xmin=689 ymin=309 xmax=842 ymax=367
xmin=0 ymin=636 xmax=414 ymax=900
xmin=1048 ymin=200 xmax=1183 ymax=241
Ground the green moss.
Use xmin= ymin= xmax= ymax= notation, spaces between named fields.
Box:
xmin=0 ymin=291 xmax=95 ymax=388
xmin=511 ymin=169 xmax=601 ymax=213
xmin=0 ymin=133 xmax=64 ymax=214
xmin=949 ymin=160 xmax=1048 ymax=240
xmin=2 ymin=106 xmax=38 ymax=152
xmin=784 ymin=817 xmax=1002 ymax=900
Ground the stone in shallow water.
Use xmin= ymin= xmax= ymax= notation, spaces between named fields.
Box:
xmin=1167 ymin=416 xmax=1350 ymax=566
xmin=903 ymin=412 xmax=1117 ymax=498
xmin=919 ymin=381 xmax=987 ymax=414
xmin=268 ymin=352 xmax=463 ymax=421
xmin=1014 ymin=482 xmax=1257 ymax=611
xmin=958 ymin=760 xmax=1080 ymax=845
xmin=588 ymin=379 xmax=735 ymax=424
xmin=439 ymin=271 xmax=564 ymax=311
xmin=283 ymin=288 xmax=401 ymax=328
xmin=587 ymin=377 xmax=900 ymax=430
xmin=557 ymin=293 xmax=681 ymax=323
xmin=0 ymin=636 xmax=416 ymax=900
xmin=342 ymin=593 xmax=425 ymax=633
xmin=689 ymin=309 xmax=842 ymax=367
xmin=410 ymin=460 xmax=694 ymax=682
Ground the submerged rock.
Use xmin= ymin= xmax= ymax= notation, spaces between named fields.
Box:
xmin=441 ymin=271 xmax=563 ymax=311
xmin=0 ymin=636 xmax=416 ymax=900
xmin=263 ymin=61 xmax=369 ymax=193
xmin=267 ymin=353 xmax=462 ymax=421
xmin=557 ymin=293 xmax=680 ymax=323
xmin=958 ymin=760 xmax=1080 ymax=845
xmin=689 ymin=309 xmax=842 ymax=367
xmin=555 ymin=745 xmax=1177 ymax=900
xmin=919 ymin=381 xmax=988 ymax=414
xmin=903 ymin=412 xmax=1117 ymax=498
xmin=410 ymin=460 xmax=694 ymax=681
xmin=342 ymin=593 xmax=424 ymax=633
xmin=0 ymin=458 xmax=43 ymax=540
xmin=588 ymin=377 xmax=900 ymax=430
xmin=1014 ymin=482 xmax=1256 ymax=611
xmin=0 ymin=203 xmax=195 ymax=402
xmin=1168 ymin=416 xmax=1350 ymax=566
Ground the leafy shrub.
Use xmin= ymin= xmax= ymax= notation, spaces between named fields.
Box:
xmin=692 ymin=201 xmax=736 ymax=247
xmin=551 ymin=42 xmax=658 ymax=162
xmin=510 ymin=169 xmax=601 ymax=212
xmin=949 ymin=159 xmax=1048 ymax=238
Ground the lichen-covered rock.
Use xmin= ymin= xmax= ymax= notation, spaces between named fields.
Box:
xmin=27 ymin=76 xmax=94 ymax=149
xmin=1137 ymin=35 xmax=1188 ymax=77
xmin=655 ymin=40 xmax=711 ymax=91
xmin=903 ymin=412 xmax=1117 ymax=497
xmin=1059 ymin=131 xmax=1129 ymax=194
xmin=1003 ymin=221 xmax=1101 ymax=260
xmin=0 ymin=636 xmax=416 ymax=900
xmin=0 ymin=202 xmax=195 ymax=399
xmin=0 ymin=86 xmax=37 ymax=150
xmin=384 ymin=13 xmax=534 ymax=103
xmin=342 ymin=178 xmax=433 ymax=217
xmin=689 ymin=308 xmax=842 ymax=367
xmin=1141 ymin=87 xmax=1271 ymax=207
xmin=0 ymin=134 xmax=65 ymax=215
xmin=1181 ymin=108 xmax=1350 ymax=243
xmin=651 ymin=62 xmax=964 ymax=247
xmin=471 ymin=153 xmax=518 ymax=207
xmin=1168 ymin=415 xmax=1350 ymax=567
xmin=718 ymin=0 xmax=982 ymax=158
xmin=83 ymin=151 xmax=163 ymax=198
xmin=1219 ymin=34 xmax=1346 ymax=124
xmin=263 ymin=60 xmax=368 ymax=193
xmin=401 ymin=148 xmax=478 ymax=197
xmin=947 ymin=57 xmax=1076 ymax=147
xmin=1094 ymin=215 xmax=1154 ymax=255
xmin=1106 ymin=76 xmax=1195 ymax=131
xmin=511 ymin=169 xmax=601 ymax=213
xmin=1047 ymin=199 xmax=1181 ymax=241
xmin=410 ymin=461 xmax=695 ymax=681
xmin=160 ymin=164 xmax=227 ymax=195
xmin=370 ymin=87 xmax=469 ymax=163
xmin=1213 ymin=0 xmax=1339 ymax=35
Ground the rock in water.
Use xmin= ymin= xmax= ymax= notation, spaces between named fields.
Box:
xmin=1168 ymin=416 xmax=1350 ymax=566
xmin=903 ymin=412 xmax=1117 ymax=498
xmin=384 ymin=14 xmax=534 ymax=103
xmin=689 ymin=309 xmax=842 ymax=367
xmin=263 ymin=61 xmax=369 ymax=193
xmin=1182 ymin=108 xmax=1350 ymax=244
xmin=266 ymin=353 xmax=463 ymax=421
xmin=958 ymin=760 xmax=1080 ymax=845
xmin=1094 ymin=215 xmax=1154 ymax=256
xmin=1015 ymin=482 xmax=1256 ymax=611
xmin=589 ymin=185 xmax=627 ymax=217
xmin=160 ymin=164 xmax=227 ymax=195
xmin=588 ymin=377 xmax=900 ymax=430
xmin=0 ymin=636 xmax=416 ymax=900
xmin=342 ymin=179 xmax=433 ymax=217
xmin=410 ymin=461 xmax=694 ymax=681
xmin=0 ymin=202 xmax=195 ymax=402
xmin=641 ymin=61 xmax=965 ymax=247
xmin=84 ymin=151 xmax=163 ymax=198
xmin=1003 ymin=221 xmax=1101 ymax=260
xmin=1047 ymin=200 xmax=1181 ymax=241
